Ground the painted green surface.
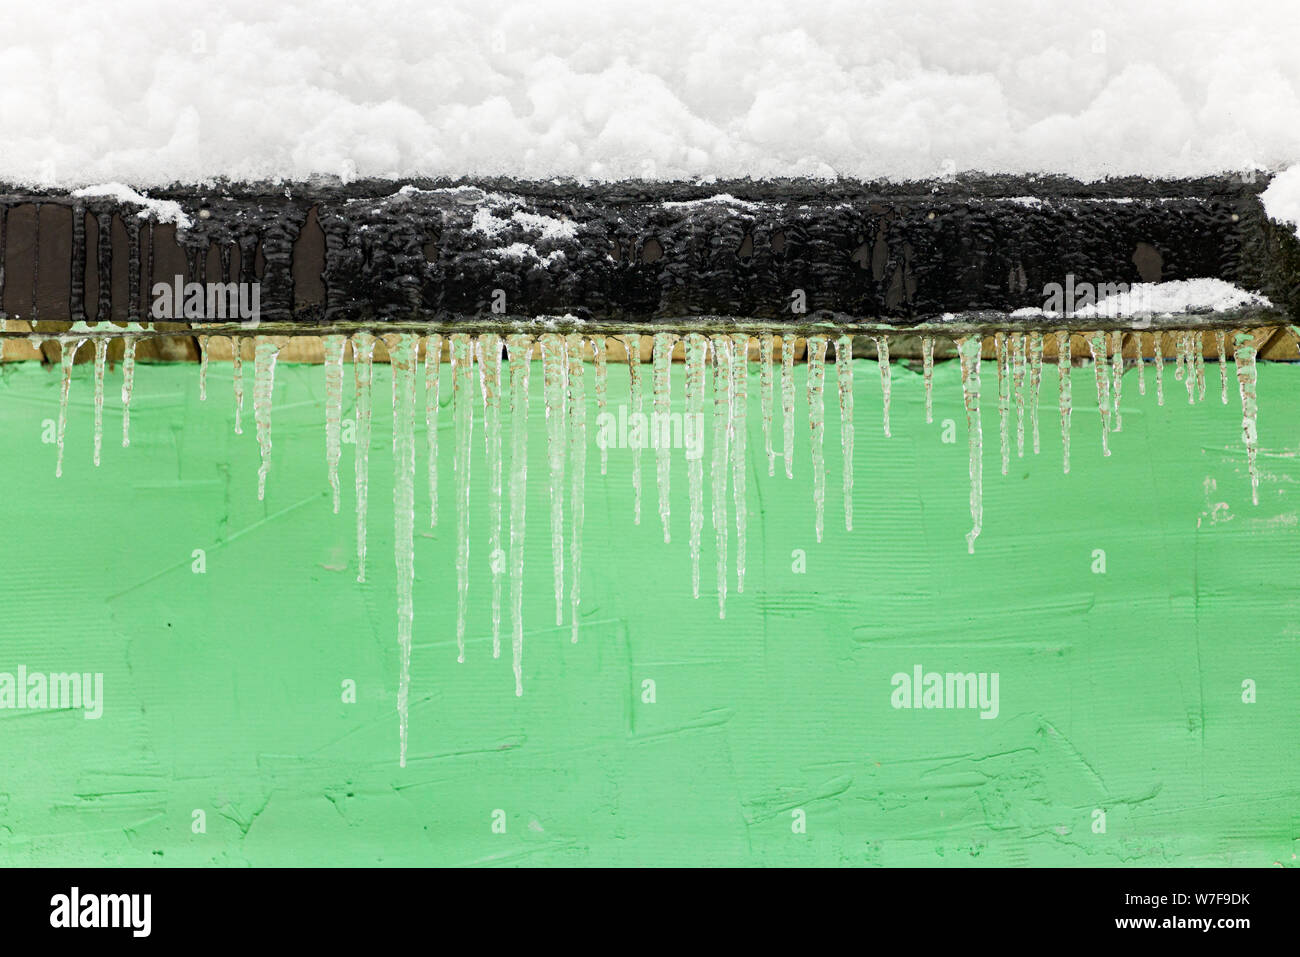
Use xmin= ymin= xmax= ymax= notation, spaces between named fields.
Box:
xmin=0 ymin=354 xmax=1296 ymax=867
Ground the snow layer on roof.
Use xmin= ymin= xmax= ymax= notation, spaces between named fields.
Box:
xmin=1010 ymin=278 xmax=1272 ymax=319
xmin=2 ymin=0 xmax=1299 ymax=187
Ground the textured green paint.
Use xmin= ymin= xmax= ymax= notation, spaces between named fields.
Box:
xmin=0 ymin=354 xmax=1296 ymax=867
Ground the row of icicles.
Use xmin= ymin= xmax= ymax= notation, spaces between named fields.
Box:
xmin=34 ymin=325 xmax=1261 ymax=766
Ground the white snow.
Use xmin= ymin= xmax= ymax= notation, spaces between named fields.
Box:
xmin=3 ymin=0 xmax=1299 ymax=186
xmin=1010 ymin=278 xmax=1272 ymax=318
xmin=69 ymin=183 xmax=191 ymax=227
xmin=1261 ymin=165 xmax=1300 ymax=234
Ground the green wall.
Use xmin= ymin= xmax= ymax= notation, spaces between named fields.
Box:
xmin=0 ymin=353 xmax=1295 ymax=866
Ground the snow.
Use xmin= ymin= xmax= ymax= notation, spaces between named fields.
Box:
xmin=1261 ymin=165 xmax=1300 ymax=234
xmin=3 ymin=0 xmax=1299 ymax=187
xmin=68 ymin=183 xmax=191 ymax=227
xmin=1010 ymin=278 xmax=1272 ymax=319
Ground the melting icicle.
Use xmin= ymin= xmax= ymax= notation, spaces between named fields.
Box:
xmin=1216 ymin=329 xmax=1228 ymax=404
xmin=389 ymin=334 xmax=419 ymax=768
xmin=1234 ymin=334 xmax=1259 ymax=506
xmin=958 ymin=337 xmax=983 ymax=553
xmin=1057 ymin=331 xmax=1072 ymax=474
xmin=1028 ymin=331 xmax=1043 ymax=455
xmin=874 ymin=336 xmax=891 ymax=438
xmin=540 ymin=333 xmax=567 ymax=627
xmin=1136 ymin=332 xmax=1147 ymax=397
xmin=478 ymin=334 xmax=504 ymax=655
xmin=353 ymin=333 xmax=376 ymax=583
xmin=323 ymin=334 xmax=345 ymax=514
xmin=55 ymin=337 xmax=85 ymax=478
xmin=1012 ymin=333 xmax=1026 ymax=457
xmin=121 ymin=336 xmax=137 ymax=447
xmin=807 ymin=336 xmax=828 ymax=544
xmin=1153 ymin=332 xmax=1165 ymax=406
xmin=710 ymin=336 xmax=732 ymax=618
xmin=451 ymin=333 xmax=476 ymax=660
xmin=231 ymin=336 xmax=244 ymax=434
xmin=1087 ymin=332 xmax=1111 ymax=457
xmin=566 ymin=334 xmax=586 ymax=643
xmin=1195 ymin=333 xmax=1206 ymax=403
xmin=506 ymin=335 xmax=532 ymax=695
xmin=253 ymin=337 xmax=281 ymax=499
xmin=781 ymin=335 xmax=795 ymax=479
xmin=995 ymin=332 xmax=1009 ymax=475
xmin=198 ymin=334 xmax=210 ymax=401
xmin=652 ymin=333 xmax=676 ymax=544
xmin=730 ymin=334 xmax=749 ymax=592
xmin=684 ymin=334 xmax=707 ymax=598
xmin=592 ymin=335 xmax=609 ymax=476
xmin=836 ymin=335 xmax=854 ymax=532
xmin=425 ymin=333 xmax=443 ymax=526
xmin=1109 ymin=330 xmax=1123 ymax=433
xmin=1183 ymin=332 xmax=1196 ymax=405
xmin=923 ymin=336 xmax=935 ymax=424
xmin=624 ymin=334 xmax=643 ymax=523
xmin=92 ymin=337 xmax=107 ymax=467
xmin=760 ymin=334 xmax=775 ymax=475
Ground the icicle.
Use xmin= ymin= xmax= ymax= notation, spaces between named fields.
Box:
xmin=352 ymin=332 xmax=376 ymax=583
xmin=389 ymin=334 xmax=419 ymax=768
xmin=1234 ymin=333 xmax=1259 ymax=506
xmin=1153 ymin=332 xmax=1165 ymax=406
xmin=1057 ymin=331 xmax=1072 ymax=474
xmin=506 ymin=335 xmax=533 ymax=695
xmin=1136 ymin=332 xmax=1146 ymax=397
xmin=1183 ymin=332 xmax=1196 ymax=405
xmin=730 ymin=334 xmax=749 ymax=592
xmin=781 ymin=334 xmax=796 ymax=479
xmin=424 ymin=333 xmax=443 ymax=526
xmin=836 ymin=335 xmax=855 ymax=532
xmin=1195 ymin=333 xmax=1206 ymax=403
xmin=874 ymin=335 xmax=891 ymax=438
xmin=923 ymin=335 xmax=935 ymax=424
xmin=92 ymin=337 xmax=107 ymax=467
xmin=624 ymin=334 xmax=643 ymax=523
xmin=1027 ymin=331 xmax=1043 ymax=455
xmin=121 ymin=336 xmax=137 ymax=447
xmin=231 ymin=336 xmax=244 ymax=434
xmin=449 ymin=333 xmax=476 ymax=661
xmin=55 ymin=337 xmax=86 ymax=477
xmin=592 ymin=335 xmax=609 ymax=476
xmin=1012 ymin=333 xmax=1026 ymax=457
xmin=540 ymin=333 xmax=567 ymax=627
xmin=478 ymin=334 xmax=504 ymax=655
xmin=566 ymin=334 xmax=586 ymax=643
xmin=323 ymin=334 xmax=345 ymax=514
xmin=684 ymin=334 xmax=707 ymax=598
xmin=652 ymin=332 xmax=676 ymax=544
xmin=1216 ymin=330 xmax=1228 ymax=404
xmin=198 ymin=334 xmax=210 ymax=401
xmin=807 ymin=335 xmax=828 ymax=544
xmin=995 ymin=332 xmax=1009 ymax=475
xmin=1138 ymin=332 xmax=1149 ymax=400
xmin=958 ymin=337 xmax=983 ymax=553
xmin=1087 ymin=332 xmax=1111 ymax=457
xmin=710 ymin=336 xmax=732 ymax=618
xmin=759 ymin=333 xmax=775 ymax=476
xmin=1109 ymin=330 xmax=1124 ymax=433
xmin=253 ymin=337 xmax=280 ymax=499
